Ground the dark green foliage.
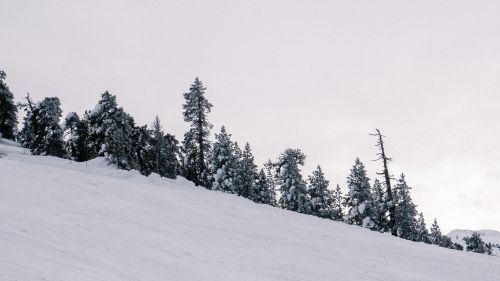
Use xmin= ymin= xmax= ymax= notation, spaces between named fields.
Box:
xmin=236 ymin=143 xmax=258 ymax=199
xmin=86 ymin=91 xmax=121 ymax=158
xmin=307 ymin=165 xmax=334 ymax=219
xmin=272 ymin=149 xmax=310 ymax=214
xmin=182 ymin=78 xmax=213 ymax=187
xmin=331 ymin=184 xmax=344 ymax=221
xmin=210 ymin=126 xmax=239 ymax=192
xmin=345 ymin=158 xmax=377 ymax=229
xmin=372 ymin=179 xmax=388 ymax=231
xmin=64 ymin=112 xmax=90 ymax=161
xmin=416 ymin=212 xmax=430 ymax=243
xmin=0 ymin=70 xmax=17 ymax=140
xmin=149 ymin=116 xmax=180 ymax=179
xmin=464 ymin=232 xmax=487 ymax=254
xmin=19 ymin=96 xmax=65 ymax=157
xmin=393 ymin=174 xmax=419 ymax=240
xmin=253 ymin=168 xmax=277 ymax=206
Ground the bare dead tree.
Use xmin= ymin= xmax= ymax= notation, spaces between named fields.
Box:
xmin=371 ymin=128 xmax=397 ymax=236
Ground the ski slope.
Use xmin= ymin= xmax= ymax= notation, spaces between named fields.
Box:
xmin=0 ymin=140 xmax=499 ymax=281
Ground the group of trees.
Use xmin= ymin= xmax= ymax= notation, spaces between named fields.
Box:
xmin=0 ymin=70 xmax=494 ymax=256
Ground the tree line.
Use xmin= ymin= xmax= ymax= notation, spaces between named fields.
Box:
xmin=0 ymin=70 xmax=495 ymax=256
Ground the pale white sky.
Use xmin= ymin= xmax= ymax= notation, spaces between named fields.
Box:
xmin=1 ymin=0 xmax=499 ymax=233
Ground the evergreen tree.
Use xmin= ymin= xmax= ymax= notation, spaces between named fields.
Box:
xmin=132 ymin=125 xmax=153 ymax=175
xmin=345 ymin=158 xmax=377 ymax=229
xmin=180 ymin=130 xmax=198 ymax=182
xmin=20 ymin=97 xmax=65 ymax=157
xmin=393 ymin=174 xmax=419 ymax=240
xmin=331 ymin=184 xmax=344 ymax=221
xmin=429 ymin=218 xmax=443 ymax=245
xmin=372 ymin=179 xmax=388 ymax=231
xmin=63 ymin=112 xmax=90 ymax=161
xmin=210 ymin=126 xmax=238 ymax=192
xmin=464 ymin=232 xmax=487 ymax=254
xmin=104 ymin=109 xmax=136 ymax=170
xmin=254 ymin=168 xmax=277 ymax=206
xmin=86 ymin=91 xmax=121 ymax=158
xmin=236 ymin=143 xmax=258 ymax=199
xmin=182 ymin=78 xmax=213 ymax=187
xmin=0 ymin=70 xmax=17 ymax=140
xmin=18 ymin=94 xmax=35 ymax=148
xmin=273 ymin=149 xmax=310 ymax=214
xmin=149 ymin=116 xmax=180 ymax=179
xmin=453 ymin=243 xmax=464 ymax=251
xmin=416 ymin=212 xmax=430 ymax=243
xmin=307 ymin=165 xmax=334 ymax=219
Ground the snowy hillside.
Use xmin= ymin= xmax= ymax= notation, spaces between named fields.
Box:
xmin=0 ymin=140 xmax=499 ymax=281
xmin=448 ymin=229 xmax=500 ymax=255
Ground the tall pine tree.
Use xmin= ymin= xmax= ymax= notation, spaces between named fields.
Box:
xmin=253 ymin=168 xmax=277 ymax=206
xmin=182 ymin=78 xmax=213 ymax=187
xmin=235 ymin=142 xmax=258 ymax=199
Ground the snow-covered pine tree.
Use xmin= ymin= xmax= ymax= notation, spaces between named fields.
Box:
xmin=429 ymin=218 xmax=443 ymax=245
xmin=181 ymin=130 xmax=198 ymax=182
xmin=307 ymin=165 xmax=334 ymax=219
xmin=182 ymin=78 xmax=213 ymax=187
xmin=416 ymin=212 xmax=430 ymax=243
xmin=18 ymin=94 xmax=36 ymax=148
xmin=345 ymin=158 xmax=378 ymax=229
xmin=371 ymin=179 xmax=388 ymax=231
xmin=0 ymin=70 xmax=18 ymax=140
xmin=64 ymin=112 xmax=84 ymax=161
xmin=273 ymin=149 xmax=310 ymax=214
xmin=163 ymin=133 xmax=180 ymax=179
xmin=210 ymin=126 xmax=238 ymax=192
xmin=85 ymin=91 xmax=121 ymax=158
xmin=104 ymin=108 xmax=136 ymax=170
xmin=132 ymin=125 xmax=153 ymax=175
xmin=236 ymin=142 xmax=258 ymax=199
xmin=393 ymin=174 xmax=419 ymax=240
xmin=149 ymin=116 xmax=180 ymax=179
xmin=463 ymin=232 xmax=487 ymax=254
xmin=331 ymin=184 xmax=344 ymax=221
xmin=253 ymin=168 xmax=277 ymax=206
xmin=22 ymin=97 xmax=65 ymax=157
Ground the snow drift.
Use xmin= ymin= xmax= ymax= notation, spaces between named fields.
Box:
xmin=0 ymin=140 xmax=499 ymax=281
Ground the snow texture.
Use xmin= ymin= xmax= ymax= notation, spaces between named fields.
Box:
xmin=0 ymin=140 xmax=499 ymax=281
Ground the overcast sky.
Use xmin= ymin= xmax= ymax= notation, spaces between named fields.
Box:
xmin=1 ymin=0 xmax=499 ymax=233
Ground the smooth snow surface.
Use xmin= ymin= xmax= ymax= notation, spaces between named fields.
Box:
xmin=1 ymin=140 xmax=499 ymax=281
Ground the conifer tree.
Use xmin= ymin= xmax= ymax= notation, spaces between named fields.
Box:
xmin=20 ymin=97 xmax=65 ymax=157
xmin=307 ymin=165 xmax=334 ymax=219
xmin=416 ymin=212 xmax=430 ymax=243
xmin=372 ymin=179 xmax=388 ymax=231
xmin=273 ymin=149 xmax=310 ymax=214
xmin=149 ymin=116 xmax=179 ymax=178
xmin=345 ymin=158 xmax=377 ymax=229
xmin=393 ymin=174 xmax=419 ymax=240
xmin=331 ymin=184 xmax=344 ymax=221
xmin=429 ymin=218 xmax=443 ymax=245
xmin=464 ymin=232 xmax=487 ymax=254
xmin=236 ymin=142 xmax=258 ymax=199
xmin=104 ymin=109 xmax=136 ymax=170
xmin=0 ymin=70 xmax=18 ymax=140
xmin=210 ymin=126 xmax=238 ymax=192
xmin=18 ymin=94 xmax=35 ymax=147
xmin=254 ymin=168 xmax=277 ymax=206
xmin=63 ymin=112 xmax=91 ymax=162
xmin=86 ymin=91 xmax=121 ymax=158
xmin=181 ymin=130 xmax=198 ymax=182
xmin=182 ymin=78 xmax=213 ymax=187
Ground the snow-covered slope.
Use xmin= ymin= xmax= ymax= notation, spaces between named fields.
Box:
xmin=1 ymin=140 xmax=499 ymax=281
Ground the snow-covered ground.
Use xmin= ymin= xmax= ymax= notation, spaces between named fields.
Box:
xmin=1 ymin=140 xmax=499 ymax=281
xmin=448 ymin=229 xmax=500 ymax=256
